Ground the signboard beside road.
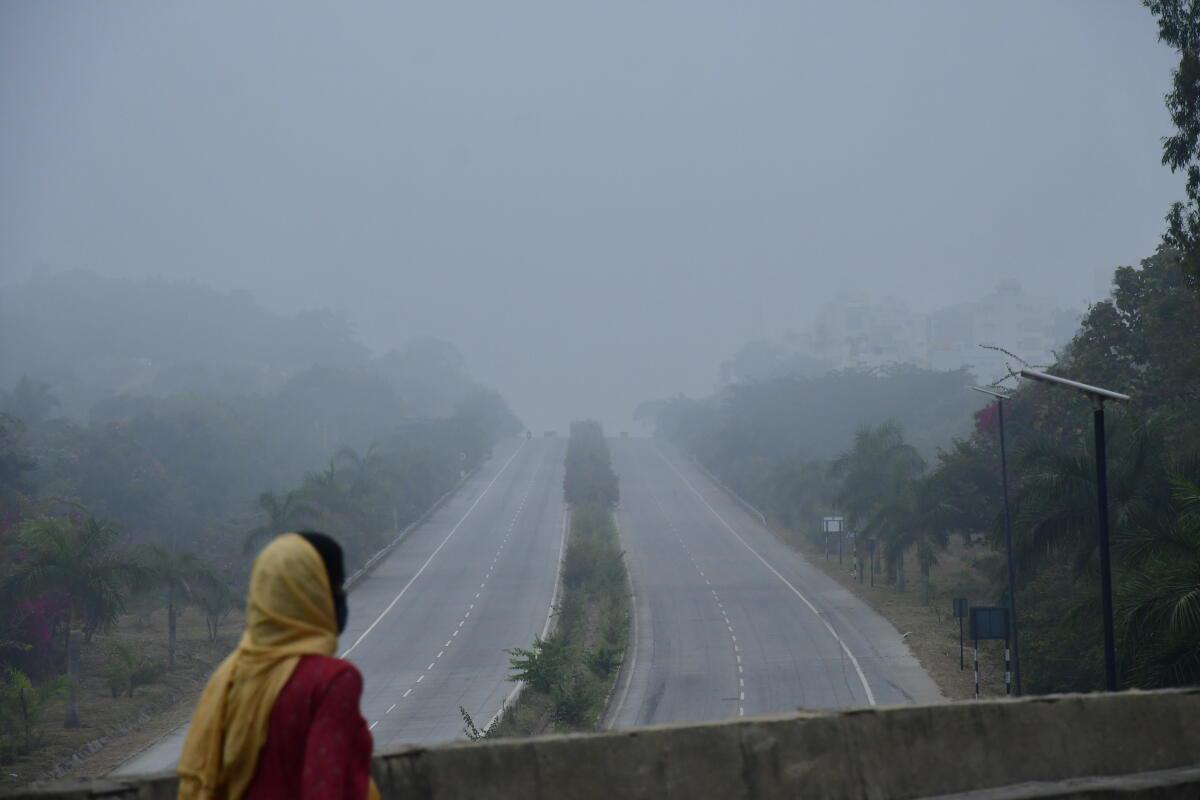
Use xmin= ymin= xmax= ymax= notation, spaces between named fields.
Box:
xmin=823 ymin=516 xmax=844 ymax=561
xmin=969 ymin=606 xmax=1011 ymax=698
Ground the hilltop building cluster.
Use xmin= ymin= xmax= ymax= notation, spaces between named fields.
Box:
xmin=725 ymin=281 xmax=1082 ymax=386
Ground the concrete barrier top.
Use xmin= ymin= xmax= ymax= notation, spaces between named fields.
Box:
xmin=6 ymin=689 xmax=1200 ymax=800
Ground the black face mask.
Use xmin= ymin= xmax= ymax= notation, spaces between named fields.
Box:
xmin=335 ymin=592 xmax=348 ymax=635
xmin=298 ymin=531 xmax=349 ymax=637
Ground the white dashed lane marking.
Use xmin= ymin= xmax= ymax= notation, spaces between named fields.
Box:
xmin=370 ymin=470 xmax=552 ymax=730
xmin=654 ymin=495 xmax=745 ymax=718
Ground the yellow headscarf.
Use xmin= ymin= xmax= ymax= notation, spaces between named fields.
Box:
xmin=178 ymin=533 xmax=378 ymax=800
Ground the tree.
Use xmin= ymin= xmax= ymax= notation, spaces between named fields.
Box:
xmin=193 ymin=571 xmax=238 ymax=642
xmin=244 ymin=490 xmax=305 ymax=554
xmin=454 ymin=388 xmax=523 ymax=441
xmin=563 ymin=421 xmax=618 ymax=508
xmin=768 ymin=455 xmax=833 ymax=531
xmin=0 ymin=414 xmax=36 ymax=497
xmin=1117 ymin=464 xmax=1200 ymax=687
xmin=6 ymin=514 xmax=139 ymax=726
xmin=1 ymin=377 xmax=60 ymax=427
xmin=864 ymin=468 xmax=950 ymax=602
xmin=1144 ymin=1 xmax=1200 ymax=286
xmin=141 ymin=546 xmax=218 ymax=669
xmin=105 ymin=642 xmax=164 ymax=698
xmin=830 ymin=421 xmax=925 ymax=532
xmin=1008 ymin=422 xmax=1165 ymax=580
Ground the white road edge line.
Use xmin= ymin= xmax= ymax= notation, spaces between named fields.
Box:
xmin=654 ymin=444 xmax=877 ymax=707
xmin=485 ymin=503 xmax=569 ymax=732
xmin=340 ymin=441 xmax=526 ymax=658
xmin=605 ymin=514 xmax=639 ymax=729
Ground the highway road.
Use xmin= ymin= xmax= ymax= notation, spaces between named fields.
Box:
xmin=114 ymin=435 xmax=566 ymax=774
xmin=607 ymin=437 xmax=942 ymax=729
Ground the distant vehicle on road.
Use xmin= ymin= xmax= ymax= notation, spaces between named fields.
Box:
xmin=544 ymin=430 xmax=556 ymax=437
xmin=620 ymin=431 xmax=629 ymax=437
xmin=526 ymin=431 xmax=532 ymax=440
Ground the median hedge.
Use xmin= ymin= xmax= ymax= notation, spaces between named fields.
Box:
xmin=486 ymin=420 xmax=629 ymax=736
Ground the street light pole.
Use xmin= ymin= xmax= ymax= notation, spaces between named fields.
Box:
xmin=1092 ymin=401 xmax=1117 ymax=692
xmin=971 ymin=386 xmax=1021 ymax=696
xmin=1018 ymin=369 xmax=1129 ymax=692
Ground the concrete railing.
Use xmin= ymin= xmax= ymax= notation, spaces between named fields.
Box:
xmin=8 ymin=689 xmax=1200 ymax=799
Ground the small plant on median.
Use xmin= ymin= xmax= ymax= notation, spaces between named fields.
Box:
xmin=508 ymin=635 xmax=568 ymax=693
xmin=492 ymin=420 xmax=631 ymax=736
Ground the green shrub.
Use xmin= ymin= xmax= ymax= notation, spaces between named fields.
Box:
xmin=0 ymin=666 xmax=65 ymax=756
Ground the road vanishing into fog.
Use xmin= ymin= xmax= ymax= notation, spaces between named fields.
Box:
xmin=116 ymin=433 xmax=941 ymax=776
xmin=607 ymin=438 xmax=942 ymax=728
xmin=115 ymin=436 xmax=566 ymax=774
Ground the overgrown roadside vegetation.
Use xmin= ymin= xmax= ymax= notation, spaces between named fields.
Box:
xmin=481 ymin=421 xmax=629 ymax=737
xmin=0 ymin=278 xmax=523 ymax=786
xmin=653 ymin=247 xmax=1200 ymax=698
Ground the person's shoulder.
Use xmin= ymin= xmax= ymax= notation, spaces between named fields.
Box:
xmin=296 ymin=654 xmax=363 ymax=689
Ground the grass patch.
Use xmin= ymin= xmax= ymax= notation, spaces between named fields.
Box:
xmin=0 ymin=606 xmax=242 ymax=787
xmin=777 ymin=523 xmax=1009 ymax=700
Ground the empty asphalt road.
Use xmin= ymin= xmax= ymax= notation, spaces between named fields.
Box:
xmin=607 ymin=437 xmax=942 ymax=729
xmin=114 ymin=435 xmax=566 ymax=774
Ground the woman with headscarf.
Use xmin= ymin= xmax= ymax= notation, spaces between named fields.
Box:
xmin=177 ymin=532 xmax=379 ymax=800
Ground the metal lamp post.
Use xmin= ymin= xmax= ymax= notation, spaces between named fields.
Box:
xmin=1018 ymin=368 xmax=1130 ymax=692
xmin=970 ymin=385 xmax=1021 ymax=696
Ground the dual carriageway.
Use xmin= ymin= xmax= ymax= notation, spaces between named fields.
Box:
xmin=116 ymin=435 xmax=938 ymax=775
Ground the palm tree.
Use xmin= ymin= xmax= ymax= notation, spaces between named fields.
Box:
xmin=243 ymin=490 xmax=304 ymax=554
xmin=141 ymin=546 xmax=218 ymax=669
xmin=830 ymin=421 xmax=925 ymax=531
xmin=865 ymin=471 xmax=952 ymax=602
xmin=1009 ymin=421 xmax=1164 ymax=580
xmin=299 ymin=459 xmax=354 ymax=523
xmin=830 ymin=421 xmax=926 ymax=587
xmin=768 ymin=456 xmax=831 ymax=531
xmin=193 ymin=571 xmax=238 ymax=643
xmin=1116 ymin=468 xmax=1200 ymax=687
xmin=7 ymin=515 xmax=138 ymax=727
xmin=334 ymin=444 xmax=393 ymax=526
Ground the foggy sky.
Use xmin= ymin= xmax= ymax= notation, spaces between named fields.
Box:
xmin=0 ymin=2 xmax=1183 ymax=431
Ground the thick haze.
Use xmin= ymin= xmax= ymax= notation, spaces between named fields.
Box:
xmin=1 ymin=2 xmax=1182 ymax=430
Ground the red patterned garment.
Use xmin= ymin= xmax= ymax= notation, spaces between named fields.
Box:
xmin=243 ymin=654 xmax=374 ymax=800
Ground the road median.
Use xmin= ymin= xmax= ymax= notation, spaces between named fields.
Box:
xmin=484 ymin=422 xmax=629 ymax=737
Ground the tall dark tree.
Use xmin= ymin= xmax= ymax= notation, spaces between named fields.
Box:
xmin=1145 ymin=0 xmax=1200 ymax=286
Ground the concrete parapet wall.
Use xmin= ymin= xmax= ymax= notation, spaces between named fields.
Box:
xmin=7 ymin=689 xmax=1199 ymax=799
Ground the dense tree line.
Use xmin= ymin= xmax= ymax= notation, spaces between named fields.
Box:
xmin=0 ymin=276 xmax=522 ymax=761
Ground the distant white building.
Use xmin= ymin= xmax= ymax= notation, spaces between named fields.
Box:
xmin=770 ymin=282 xmax=1079 ymax=385
xmin=928 ymin=281 xmax=1080 ymax=382
xmin=807 ymin=294 xmax=929 ymax=372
